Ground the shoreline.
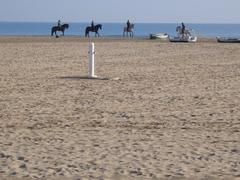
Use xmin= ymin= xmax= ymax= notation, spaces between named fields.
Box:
xmin=0 ymin=36 xmax=218 ymax=43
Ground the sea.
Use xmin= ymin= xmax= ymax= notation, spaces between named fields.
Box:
xmin=0 ymin=22 xmax=240 ymax=38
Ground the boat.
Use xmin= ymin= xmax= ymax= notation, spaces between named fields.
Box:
xmin=169 ymin=36 xmax=197 ymax=43
xmin=217 ymin=37 xmax=240 ymax=43
xmin=150 ymin=33 xmax=169 ymax=40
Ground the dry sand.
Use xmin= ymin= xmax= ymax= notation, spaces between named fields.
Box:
xmin=0 ymin=36 xmax=240 ymax=180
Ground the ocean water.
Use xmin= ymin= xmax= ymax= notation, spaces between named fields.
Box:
xmin=0 ymin=22 xmax=240 ymax=38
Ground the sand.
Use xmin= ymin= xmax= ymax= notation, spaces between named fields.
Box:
xmin=0 ymin=36 xmax=240 ymax=180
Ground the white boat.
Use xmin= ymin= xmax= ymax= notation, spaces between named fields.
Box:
xmin=150 ymin=33 xmax=169 ymax=40
xmin=217 ymin=37 xmax=240 ymax=43
xmin=169 ymin=36 xmax=197 ymax=43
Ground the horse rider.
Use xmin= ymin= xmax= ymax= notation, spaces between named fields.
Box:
xmin=181 ymin=22 xmax=185 ymax=35
xmin=127 ymin=20 xmax=130 ymax=31
xmin=91 ymin=21 xmax=94 ymax=29
xmin=57 ymin=20 xmax=61 ymax=28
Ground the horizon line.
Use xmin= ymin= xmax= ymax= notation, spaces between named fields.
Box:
xmin=0 ymin=20 xmax=240 ymax=25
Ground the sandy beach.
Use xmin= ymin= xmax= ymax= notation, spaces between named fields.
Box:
xmin=0 ymin=36 xmax=240 ymax=179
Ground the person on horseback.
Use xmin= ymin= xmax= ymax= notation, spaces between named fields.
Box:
xmin=91 ymin=21 xmax=94 ymax=30
xmin=181 ymin=22 xmax=185 ymax=34
xmin=127 ymin=20 xmax=130 ymax=31
xmin=57 ymin=20 xmax=61 ymax=28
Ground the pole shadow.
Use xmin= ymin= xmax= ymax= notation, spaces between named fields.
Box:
xmin=58 ymin=76 xmax=110 ymax=80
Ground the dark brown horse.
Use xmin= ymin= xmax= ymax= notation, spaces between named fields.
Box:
xmin=51 ymin=24 xmax=69 ymax=36
xmin=85 ymin=24 xmax=102 ymax=37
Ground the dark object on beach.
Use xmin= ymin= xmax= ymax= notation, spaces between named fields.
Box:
xmin=85 ymin=24 xmax=102 ymax=37
xmin=51 ymin=24 xmax=69 ymax=36
xmin=56 ymin=35 xmax=59 ymax=38
xmin=169 ymin=36 xmax=197 ymax=43
xmin=169 ymin=38 xmax=190 ymax=43
xmin=217 ymin=37 xmax=240 ymax=43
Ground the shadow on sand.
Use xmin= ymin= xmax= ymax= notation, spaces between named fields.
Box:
xmin=58 ymin=76 xmax=110 ymax=80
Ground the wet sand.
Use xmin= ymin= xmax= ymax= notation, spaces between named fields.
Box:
xmin=0 ymin=37 xmax=240 ymax=179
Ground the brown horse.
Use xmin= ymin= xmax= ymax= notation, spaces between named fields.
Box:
xmin=85 ymin=24 xmax=102 ymax=37
xmin=51 ymin=24 xmax=69 ymax=36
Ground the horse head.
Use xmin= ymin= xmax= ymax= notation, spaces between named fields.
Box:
xmin=97 ymin=24 xmax=102 ymax=30
xmin=63 ymin=24 xmax=69 ymax=29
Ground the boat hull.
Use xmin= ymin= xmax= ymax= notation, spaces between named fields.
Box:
xmin=150 ymin=33 xmax=169 ymax=40
xmin=217 ymin=37 xmax=240 ymax=43
xmin=169 ymin=36 xmax=197 ymax=43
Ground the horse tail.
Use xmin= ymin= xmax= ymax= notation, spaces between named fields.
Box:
xmin=123 ymin=27 xmax=126 ymax=37
xmin=85 ymin=28 xmax=88 ymax=37
xmin=51 ymin=27 xmax=54 ymax=36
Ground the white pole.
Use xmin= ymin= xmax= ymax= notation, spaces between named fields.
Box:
xmin=88 ymin=42 xmax=97 ymax=78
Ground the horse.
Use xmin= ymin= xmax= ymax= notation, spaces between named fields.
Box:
xmin=123 ymin=24 xmax=134 ymax=37
xmin=176 ymin=26 xmax=191 ymax=39
xmin=51 ymin=24 xmax=69 ymax=36
xmin=85 ymin=24 xmax=102 ymax=37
